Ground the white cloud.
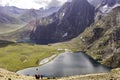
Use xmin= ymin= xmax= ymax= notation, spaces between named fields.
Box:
xmin=35 ymin=0 xmax=69 ymax=8
xmin=0 ymin=0 xmax=71 ymax=9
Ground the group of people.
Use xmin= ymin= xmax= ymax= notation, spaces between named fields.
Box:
xmin=27 ymin=68 xmax=55 ymax=79
xmin=35 ymin=74 xmax=44 ymax=80
xmin=34 ymin=68 xmax=44 ymax=80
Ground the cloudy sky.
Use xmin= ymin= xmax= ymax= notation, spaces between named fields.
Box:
xmin=0 ymin=0 xmax=70 ymax=9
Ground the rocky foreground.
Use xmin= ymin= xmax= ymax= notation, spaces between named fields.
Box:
xmin=0 ymin=68 xmax=120 ymax=80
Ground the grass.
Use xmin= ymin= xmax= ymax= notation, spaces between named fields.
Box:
xmin=0 ymin=43 xmax=70 ymax=72
xmin=0 ymin=23 xmax=26 ymax=34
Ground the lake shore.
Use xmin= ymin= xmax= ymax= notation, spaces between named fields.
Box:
xmin=0 ymin=68 xmax=120 ymax=80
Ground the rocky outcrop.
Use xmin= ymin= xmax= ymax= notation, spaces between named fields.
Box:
xmin=30 ymin=0 xmax=95 ymax=44
xmin=94 ymin=0 xmax=120 ymax=21
xmin=88 ymin=0 xmax=120 ymax=8
xmin=68 ymin=6 xmax=120 ymax=68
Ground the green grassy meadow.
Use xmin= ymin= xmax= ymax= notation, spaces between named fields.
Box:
xmin=0 ymin=43 xmax=70 ymax=72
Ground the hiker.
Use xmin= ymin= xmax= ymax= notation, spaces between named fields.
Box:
xmin=27 ymin=74 xmax=29 ymax=76
xmin=41 ymin=75 xmax=43 ymax=79
xmin=35 ymin=74 xmax=40 ymax=80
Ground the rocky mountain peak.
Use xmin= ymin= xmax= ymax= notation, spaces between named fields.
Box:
xmin=71 ymin=6 xmax=120 ymax=68
xmin=91 ymin=0 xmax=120 ymax=22
xmin=30 ymin=0 xmax=95 ymax=44
xmin=97 ymin=0 xmax=120 ymax=13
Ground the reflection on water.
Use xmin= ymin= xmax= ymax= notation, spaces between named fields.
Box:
xmin=17 ymin=52 xmax=110 ymax=77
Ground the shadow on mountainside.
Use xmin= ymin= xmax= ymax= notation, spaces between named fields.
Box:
xmin=0 ymin=40 xmax=15 ymax=48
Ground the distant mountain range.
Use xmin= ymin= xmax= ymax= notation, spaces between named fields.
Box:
xmin=0 ymin=6 xmax=59 ymax=39
xmin=30 ymin=0 xmax=120 ymax=44
xmin=0 ymin=6 xmax=59 ymax=23
xmin=0 ymin=0 xmax=120 ymax=44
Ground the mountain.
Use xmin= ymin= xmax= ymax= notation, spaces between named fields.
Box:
xmin=87 ymin=0 xmax=102 ymax=7
xmin=66 ymin=6 xmax=120 ymax=68
xmin=88 ymin=0 xmax=120 ymax=8
xmin=0 ymin=11 xmax=20 ymax=24
xmin=0 ymin=6 xmax=27 ymax=23
xmin=0 ymin=6 xmax=59 ymax=23
xmin=0 ymin=6 xmax=59 ymax=38
xmin=88 ymin=0 xmax=120 ymax=22
xmin=1 ymin=0 xmax=119 ymax=45
xmin=19 ymin=7 xmax=59 ymax=22
xmin=30 ymin=0 xmax=95 ymax=44
xmin=0 ymin=6 xmax=26 ymax=34
xmin=0 ymin=6 xmax=24 ymax=24
xmin=96 ymin=0 xmax=120 ymax=13
xmin=2 ymin=0 xmax=119 ymax=44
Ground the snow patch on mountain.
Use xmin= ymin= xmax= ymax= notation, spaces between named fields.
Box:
xmin=62 ymin=32 xmax=68 ymax=37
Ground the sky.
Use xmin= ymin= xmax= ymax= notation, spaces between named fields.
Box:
xmin=0 ymin=0 xmax=70 ymax=9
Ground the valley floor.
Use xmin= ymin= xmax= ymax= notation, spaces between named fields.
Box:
xmin=0 ymin=68 xmax=120 ymax=80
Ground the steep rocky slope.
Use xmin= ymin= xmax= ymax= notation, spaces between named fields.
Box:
xmin=30 ymin=0 xmax=95 ymax=44
xmin=65 ymin=6 xmax=120 ymax=68
xmin=93 ymin=0 xmax=120 ymax=21
xmin=88 ymin=0 xmax=120 ymax=9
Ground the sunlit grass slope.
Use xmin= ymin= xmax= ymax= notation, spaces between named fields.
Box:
xmin=0 ymin=43 xmax=69 ymax=72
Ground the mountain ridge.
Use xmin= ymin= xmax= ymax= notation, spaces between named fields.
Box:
xmin=30 ymin=0 xmax=95 ymax=44
xmin=0 ymin=6 xmax=59 ymax=41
